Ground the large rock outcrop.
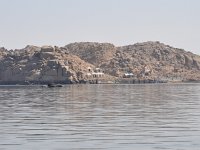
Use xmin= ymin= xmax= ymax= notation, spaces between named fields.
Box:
xmin=64 ymin=42 xmax=116 ymax=67
xmin=63 ymin=41 xmax=200 ymax=81
xmin=1 ymin=41 xmax=200 ymax=84
xmin=0 ymin=46 xmax=94 ymax=84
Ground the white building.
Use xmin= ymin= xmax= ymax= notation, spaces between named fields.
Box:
xmin=86 ymin=67 xmax=104 ymax=78
xmin=123 ymin=73 xmax=134 ymax=78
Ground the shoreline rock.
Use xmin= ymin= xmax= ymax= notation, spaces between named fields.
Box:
xmin=1 ymin=41 xmax=200 ymax=85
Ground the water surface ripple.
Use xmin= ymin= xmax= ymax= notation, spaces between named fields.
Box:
xmin=0 ymin=84 xmax=200 ymax=150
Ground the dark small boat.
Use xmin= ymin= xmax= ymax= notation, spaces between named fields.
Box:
xmin=47 ymin=83 xmax=63 ymax=88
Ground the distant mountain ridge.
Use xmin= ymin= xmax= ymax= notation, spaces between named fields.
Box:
xmin=0 ymin=41 xmax=200 ymax=84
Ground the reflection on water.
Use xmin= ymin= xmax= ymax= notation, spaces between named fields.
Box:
xmin=0 ymin=84 xmax=200 ymax=150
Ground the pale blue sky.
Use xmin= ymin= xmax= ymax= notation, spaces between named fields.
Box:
xmin=0 ymin=0 xmax=200 ymax=54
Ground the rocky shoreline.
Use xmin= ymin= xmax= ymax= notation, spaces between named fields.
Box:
xmin=1 ymin=41 xmax=200 ymax=85
xmin=0 ymin=78 xmax=199 ymax=86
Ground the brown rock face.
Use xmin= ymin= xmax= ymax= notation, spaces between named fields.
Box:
xmin=0 ymin=45 xmax=93 ymax=84
xmin=64 ymin=42 xmax=116 ymax=67
xmin=1 ymin=41 xmax=200 ymax=84
xmin=63 ymin=41 xmax=200 ymax=81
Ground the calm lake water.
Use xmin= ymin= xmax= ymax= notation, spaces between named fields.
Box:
xmin=0 ymin=84 xmax=200 ymax=150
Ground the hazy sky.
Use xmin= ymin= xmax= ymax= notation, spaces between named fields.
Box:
xmin=0 ymin=0 xmax=200 ymax=54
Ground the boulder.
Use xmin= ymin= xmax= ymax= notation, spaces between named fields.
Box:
xmin=40 ymin=52 xmax=56 ymax=60
xmin=41 ymin=46 xmax=55 ymax=53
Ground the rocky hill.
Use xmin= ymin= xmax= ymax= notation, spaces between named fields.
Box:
xmin=63 ymin=42 xmax=116 ymax=67
xmin=1 ymin=41 xmax=200 ymax=84
xmin=0 ymin=46 xmax=94 ymax=84
xmin=64 ymin=41 xmax=200 ymax=82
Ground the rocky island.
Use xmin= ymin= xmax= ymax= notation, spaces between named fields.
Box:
xmin=0 ymin=41 xmax=200 ymax=84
